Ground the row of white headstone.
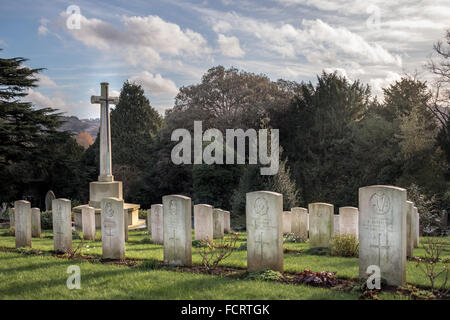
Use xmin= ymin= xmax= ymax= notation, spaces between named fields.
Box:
xmin=281 ymin=206 xmax=360 ymax=240
xmin=12 ymin=185 xmax=420 ymax=286
xmin=147 ymin=203 xmax=231 ymax=245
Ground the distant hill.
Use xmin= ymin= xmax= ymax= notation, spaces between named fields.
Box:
xmin=59 ymin=116 xmax=100 ymax=139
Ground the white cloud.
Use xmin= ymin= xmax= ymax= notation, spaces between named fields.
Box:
xmin=60 ymin=13 xmax=210 ymax=70
xmin=129 ymin=71 xmax=178 ymax=96
xmin=38 ymin=18 xmax=50 ymax=36
xmin=36 ymin=73 xmax=58 ymax=88
xmin=217 ymin=34 xmax=245 ymax=57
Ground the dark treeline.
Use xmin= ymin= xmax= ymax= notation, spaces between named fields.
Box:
xmin=1 ymin=31 xmax=449 ymax=234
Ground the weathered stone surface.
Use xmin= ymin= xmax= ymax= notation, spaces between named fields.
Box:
xmin=15 ymin=200 xmax=31 ymax=248
xmin=151 ymin=204 xmax=163 ymax=244
xmin=147 ymin=209 xmax=151 ymax=234
xmin=52 ymin=198 xmax=72 ymax=253
xmin=282 ymin=211 xmax=292 ymax=234
xmin=406 ymin=201 xmax=414 ymax=257
xmin=308 ymin=203 xmax=334 ymax=248
xmin=124 ymin=208 xmax=128 ymax=242
xmin=223 ymin=211 xmax=231 ymax=233
xmin=339 ymin=207 xmax=359 ymax=237
xmin=82 ymin=206 xmax=96 ymax=241
xmin=213 ymin=208 xmax=224 ymax=239
xmin=101 ymin=197 xmax=125 ymax=260
xmin=31 ymin=208 xmax=41 ymax=238
xmin=45 ymin=190 xmax=56 ymax=211
xmin=9 ymin=208 xmax=15 ymax=227
xmin=163 ymin=195 xmax=192 ymax=266
xmin=246 ymin=191 xmax=283 ymax=272
xmin=359 ymin=185 xmax=407 ymax=286
xmin=334 ymin=215 xmax=340 ymax=235
xmin=414 ymin=207 xmax=419 ymax=248
xmin=291 ymin=207 xmax=308 ymax=239
xmin=194 ymin=204 xmax=213 ymax=241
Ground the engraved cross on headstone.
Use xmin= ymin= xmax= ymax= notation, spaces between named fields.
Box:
xmin=168 ymin=229 xmax=181 ymax=259
xmin=370 ymin=232 xmax=390 ymax=267
xmin=255 ymin=230 xmax=270 ymax=262
xmin=91 ymin=82 xmax=119 ymax=183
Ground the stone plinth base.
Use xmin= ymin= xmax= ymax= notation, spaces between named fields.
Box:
xmin=89 ymin=181 xmax=123 ymax=208
xmin=73 ymin=203 xmax=141 ymax=230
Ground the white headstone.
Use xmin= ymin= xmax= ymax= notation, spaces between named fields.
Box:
xmin=31 ymin=207 xmax=41 ymax=238
xmin=163 ymin=195 xmax=192 ymax=266
xmin=52 ymin=198 xmax=72 ymax=253
xmin=45 ymin=190 xmax=56 ymax=211
xmin=15 ymin=200 xmax=31 ymax=248
xmin=223 ymin=211 xmax=231 ymax=233
xmin=82 ymin=206 xmax=96 ymax=241
xmin=291 ymin=207 xmax=308 ymax=239
xmin=246 ymin=191 xmax=283 ymax=272
xmin=282 ymin=211 xmax=292 ymax=234
xmin=9 ymin=208 xmax=15 ymax=228
xmin=147 ymin=209 xmax=151 ymax=234
xmin=406 ymin=201 xmax=414 ymax=257
xmin=359 ymin=185 xmax=407 ymax=286
xmin=334 ymin=215 xmax=340 ymax=235
xmin=414 ymin=207 xmax=419 ymax=248
xmin=213 ymin=208 xmax=224 ymax=239
xmin=194 ymin=204 xmax=214 ymax=241
xmin=339 ymin=207 xmax=359 ymax=237
xmin=124 ymin=208 xmax=128 ymax=242
xmin=101 ymin=197 xmax=125 ymax=260
xmin=308 ymin=203 xmax=334 ymax=248
xmin=151 ymin=204 xmax=164 ymax=244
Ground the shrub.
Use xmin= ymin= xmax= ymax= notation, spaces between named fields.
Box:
xmin=415 ymin=238 xmax=449 ymax=295
xmin=192 ymin=239 xmax=207 ymax=248
xmin=138 ymin=209 xmax=148 ymax=220
xmin=40 ymin=210 xmax=53 ymax=230
xmin=8 ymin=227 xmax=15 ymax=236
xmin=331 ymin=234 xmax=359 ymax=257
xmin=197 ymin=233 xmax=239 ymax=272
xmin=246 ymin=269 xmax=282 ymax=281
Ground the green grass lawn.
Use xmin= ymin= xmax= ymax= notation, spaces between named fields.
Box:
xmin=0 ymin=229 xmax=448 ymax=300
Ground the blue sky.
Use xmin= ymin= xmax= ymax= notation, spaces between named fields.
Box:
xmin=1 ymin=0 xmax=448 ymax=119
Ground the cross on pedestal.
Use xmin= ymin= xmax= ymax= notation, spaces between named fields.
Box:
xmin=255 ymin=230 xmax=270 ymax=262
xmin=91 ymin=82 xmax=120 ymax=183
xmin=370 ymin=233 xmax=390 ymax=267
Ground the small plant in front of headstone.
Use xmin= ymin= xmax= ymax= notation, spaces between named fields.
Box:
xmin=140 ymin=237 xmax=152 ymax=244
xmin=196 ymin=233 xmax=239 ymax=273
xmin=304 ymin=247 xmax=331 ymax=256
xmin=397 ymin=285 xmax=436 ymax=300
xmin=8 ymin=226 xmax=15 ymax=236
xmin=415 ymin=238 xmax=449 ymax=296
xmin=236 ymin=242 xmax=247 ymax=251
xmin=283 ymin=233 xmax=307 ymax=243
xmin=246 ymin=269 xmax=283 ymax=282
xmin=293 ymin=270 xmax=337 ymax=287
xmin=138 ymin=258 xmax=160 ymax=270
xmin=330 ymin=234 xmax=359 ymax=257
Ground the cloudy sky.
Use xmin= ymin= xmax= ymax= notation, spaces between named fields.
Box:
xmin=1 ymin=0 xmax=448 ymax=118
